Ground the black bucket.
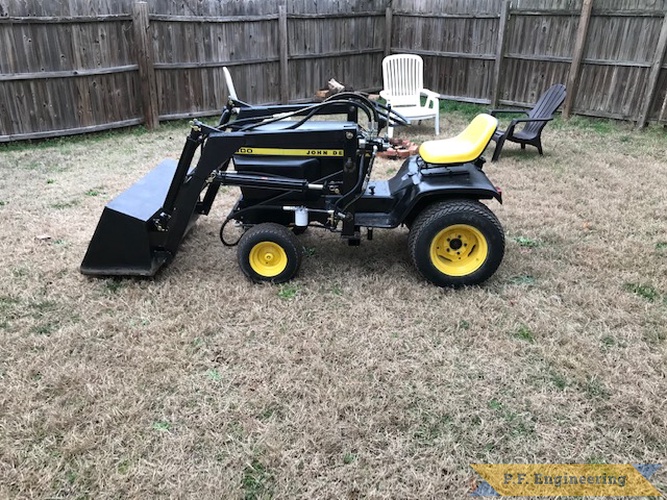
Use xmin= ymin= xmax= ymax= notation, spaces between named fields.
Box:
xmin=80 ymin=127 xmax=244 ymax=277
xmin=80 ymin=159 xmax=180 ymax=276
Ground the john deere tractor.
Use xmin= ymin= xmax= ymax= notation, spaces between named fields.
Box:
xmin=81 ymin=93 xmax=504 ymax=287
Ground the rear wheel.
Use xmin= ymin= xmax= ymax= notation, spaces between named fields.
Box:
xmin=408 ymin=200 xmax=504 ymax=287
xmin=238 ymin=223 xmax=303 ymax=283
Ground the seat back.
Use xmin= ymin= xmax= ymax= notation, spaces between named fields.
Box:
xmin=524 ymin=83 xmax=566 ymax=136
xmin=222 ymin=66 xmax=238 ymax=100
xmin=382 ymin=54 xmax=423 ymax=107
xmin=419 ymin=114 xmax=497 ymax=164
xmin=457 ymin=113 xmax=498 ymax=148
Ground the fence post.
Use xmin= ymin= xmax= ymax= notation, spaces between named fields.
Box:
xmin=637 ymin=13 xmax=667 ymax=128
xmin=563 ymin=0 xmax=593 ymax=119
xmin=132 ymin=1 xmax=159 ymax=129
xmin=385 ymin=7 xmax=393 ymax=57
xmin=279 ymin=4 xmax=289 ymax=104
xmin=490 ymin=0 xmax=511 ymax=108
xmin=660 ymin=89 xmax=667 ymax=125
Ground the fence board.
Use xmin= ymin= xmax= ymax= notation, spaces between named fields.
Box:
xmin=392 ymin=0 xmax=501 ymax=15
xmin=2 ymin=0 xmax=667 ymax=142
xmin=287 ymin=14 xmax=384 ymax=98
xmin=0 ymin=73 xmax=141 ymax=140
xmin=0 ymin=0 xmax=131 ymax=16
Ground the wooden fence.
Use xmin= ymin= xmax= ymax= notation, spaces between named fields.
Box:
xmin=0 ymin=0 xmax=387 ymax=141
xmin=1 ymin=0 xmax=666 ymax=142
xmin=391 ymin=0 xmax=667 ymax=123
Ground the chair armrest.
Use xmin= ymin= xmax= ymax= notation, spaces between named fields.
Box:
xmin=421 ymin=89 xmax=440 ymax=98
xmin=489 ymin=108 xmax=529 ymax=117
xmin=420 ymin=88 xmax=440 ymax=109
xmin=505 ymin=116 xmax=554 ymax=135
xmin=379 ymin=90 xmax=393 ymax=102
xmin=510 ymin=117 xmax=554 ymax=124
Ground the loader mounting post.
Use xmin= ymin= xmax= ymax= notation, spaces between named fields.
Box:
xmin=161 ymin=126 xmax=203 ymax=220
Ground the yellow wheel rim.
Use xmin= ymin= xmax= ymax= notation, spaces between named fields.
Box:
xmin=429 ymin=224 xmax=489 ymax=277
xmin=249 ymin=241 xmax=288 ymax=277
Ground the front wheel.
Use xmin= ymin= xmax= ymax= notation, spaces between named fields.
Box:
xmin=238 ymin=223 xmax=303 ymax=283
xmin=408 ymin=200 xmax=505 ymax=287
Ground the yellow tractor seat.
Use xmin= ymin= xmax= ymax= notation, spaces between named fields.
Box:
xmin=419 ymin=113 xmax=498 ymax=165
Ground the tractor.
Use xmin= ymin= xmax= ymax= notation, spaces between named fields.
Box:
xmin=81 ymin=93 xmax=505 ymax=287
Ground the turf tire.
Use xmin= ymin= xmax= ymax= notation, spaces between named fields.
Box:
xmin=238 ymin=223 xmax=303 ymax=283
xmin=408 ymin=200 xmax=504 ymax=287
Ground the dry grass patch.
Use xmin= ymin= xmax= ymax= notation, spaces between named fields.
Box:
xmin=1 ymin=109 xmax=666 ymax=498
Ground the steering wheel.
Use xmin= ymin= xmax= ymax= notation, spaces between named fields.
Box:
xmin=218 ymin=97 xmax=252 ymax=127
xmin=323 ymin=93 xmax=410 ymax=136
xmin=324 ymin=92 xmax=379 ymax=127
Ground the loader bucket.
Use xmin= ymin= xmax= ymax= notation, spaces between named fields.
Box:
xmin=80 ymin=159 xmax=181 ymax=276
xmin=80 ymin=126 xmax=244 ymax=278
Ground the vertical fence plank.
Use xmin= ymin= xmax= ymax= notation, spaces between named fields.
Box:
xmin=490 ymin=0 xmax=510 ymax=107
xmin=563 ymin=0 xmax=593 ymax=119
xmin=660 ymin=88 xmax=667 ymax=124
xmin=132 ymin=1 xmax=158 ymax=129
xmin=385 ymin=6 xmax=392 ymax=56
xmin=278 ymin=4 xmax=289 ymax=103
xmin=637 ymin=12 xmax=667 ymax=127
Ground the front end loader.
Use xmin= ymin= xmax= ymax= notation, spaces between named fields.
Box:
xmin=81 ymin=93 xmax=505 ymax=287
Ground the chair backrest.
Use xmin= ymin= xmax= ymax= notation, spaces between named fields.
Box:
xmin=524 ymin=83 xmax=566 ymax=135
xmin=222 ymin=66 xmax=238 ymax=100
xmin=382 ymin=54 xmax=424 ymax=107
xmin=528 ymin=83 xmax=566 ymax=119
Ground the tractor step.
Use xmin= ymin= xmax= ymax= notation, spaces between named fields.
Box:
xmin=354 ymin=212 xmax=398 ymax=228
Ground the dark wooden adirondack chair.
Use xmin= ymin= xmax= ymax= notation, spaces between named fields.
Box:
xmin=489 ymin=84 xmax=566 ymax=161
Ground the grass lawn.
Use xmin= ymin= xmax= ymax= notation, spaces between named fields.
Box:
xmin=1 ymin=105 xmax=666 ymax=498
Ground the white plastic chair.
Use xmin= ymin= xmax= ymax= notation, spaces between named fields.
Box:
xmin=380 ymin=54 xmax=440 ymax=137
xmin=222 ymin=66 xmax=238 ymax=100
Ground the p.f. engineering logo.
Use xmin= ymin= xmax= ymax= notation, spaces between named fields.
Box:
xmin=470 ymin=464 xmax=662 ymax=497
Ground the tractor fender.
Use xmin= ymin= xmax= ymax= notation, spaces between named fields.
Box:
xmin=388 ymin=156 xmax=502 ymax=227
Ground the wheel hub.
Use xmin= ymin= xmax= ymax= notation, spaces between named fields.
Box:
xmin=430 ymin=224 xmax=489 ymax=277
xmin=449 ymin=238 xmax=463 ymax=251
xmin=249 ymin=241 xmax=288 ymax=277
